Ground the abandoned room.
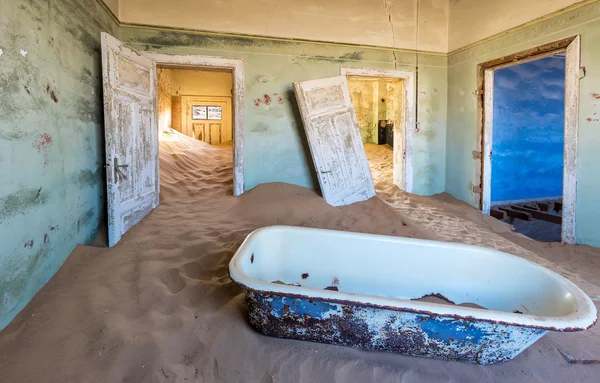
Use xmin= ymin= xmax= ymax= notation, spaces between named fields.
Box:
xmin=1 ymin=0 xmax=600 ymax=381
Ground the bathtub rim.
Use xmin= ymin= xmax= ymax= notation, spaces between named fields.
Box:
xmin=229 ymin=226 xmax=598 ymax=332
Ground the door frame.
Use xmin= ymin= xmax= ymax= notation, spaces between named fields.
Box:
xmin=143 ymin=53 xmax=245 ymax=196
xmin=476 ymin=36 xmax=581 ymax=244
xmin=340 ymin=67 xmax=415 ymax=193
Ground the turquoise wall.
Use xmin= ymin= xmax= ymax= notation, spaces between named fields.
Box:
xmin=446 ymin=1 xmax=600 ymax=247
xmin=120 ymin=28 xmax=449 ymax=195
xmin=0 ymin=0 xmax=118 ymax=330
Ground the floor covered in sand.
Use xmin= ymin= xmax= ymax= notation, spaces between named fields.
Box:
xmin=1 ymin=131 xmax=600 ymax=382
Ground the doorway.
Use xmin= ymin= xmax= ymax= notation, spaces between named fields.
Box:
xmin=477 ymin=37 xmax=581 ymax=244
xmin=101 ymin=33 xmax=245 ymax=247
xmin=146 ymin=53 xmax=245 ymax=198
xmin=158 ymin=67 xmax=233 ymax=145
xmin=341 ymin=67 xmax=415 ymax=193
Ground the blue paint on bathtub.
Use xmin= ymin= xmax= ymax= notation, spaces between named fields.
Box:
xmin=261 ymin=294 xmax=340 ymax=319
xmin=245 ymin=290 xmax=551 ymax=364
xmin=418 ymin=317 xmax=485 ymax=344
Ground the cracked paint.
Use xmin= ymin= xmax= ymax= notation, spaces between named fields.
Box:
xmin=0 ymin=0 xmax=114 ymax=331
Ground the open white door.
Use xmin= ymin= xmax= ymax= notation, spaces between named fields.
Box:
xmin=101 ymin=33 xmax=159 ymax=247
xmin=294 ymin=76 xmax=376 ymax=206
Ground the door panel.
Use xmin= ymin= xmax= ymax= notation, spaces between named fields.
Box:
xmin=294 ymin=76 xmax=375 ymax=206
xmin=181 ymin=96 xmax=232 ymax=145
xmin=101 ymin=32 xmax=159 ymax=247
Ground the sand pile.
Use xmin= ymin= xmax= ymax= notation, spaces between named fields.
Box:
xmin=1 ymin=132 xmax=599 ymax=382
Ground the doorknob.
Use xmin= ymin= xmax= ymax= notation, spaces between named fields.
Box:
xmin=114 ymin=158 xmax=129 ymax=181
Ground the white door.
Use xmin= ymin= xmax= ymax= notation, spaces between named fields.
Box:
xmin=294 ymin=76 xmax=376 ymax=206
xmin=101 ymin=33 xmax=159 ymax=247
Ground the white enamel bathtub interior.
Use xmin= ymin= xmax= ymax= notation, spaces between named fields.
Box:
xmin=229 ymin=226 xmax=597 ymax=331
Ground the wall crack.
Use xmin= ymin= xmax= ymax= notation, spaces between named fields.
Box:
xmin=383 ymin=1 xmax=398 ymax=69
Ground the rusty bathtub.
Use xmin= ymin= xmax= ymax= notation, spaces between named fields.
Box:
xmin=229 ymin=226 xmax=597 ymax=365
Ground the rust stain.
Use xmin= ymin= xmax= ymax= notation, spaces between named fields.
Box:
xmin=254 ymin=98 xmax=262 ymax=107
xmin=264 ymin=94 xmax=272 ymax=105
xmin=278 ymin=96 xmax=284 ymax=104
xmin=592 ymin=93 xmax=600 ymax=99
xmin=34 ymin=133 xmax=53 ymax=166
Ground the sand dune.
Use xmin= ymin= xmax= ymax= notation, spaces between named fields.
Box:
xmin=1 ymin=131 xmax=599 ymax=382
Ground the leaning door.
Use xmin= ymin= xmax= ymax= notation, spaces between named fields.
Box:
xmin=294 ymin=76 xmax=375 ymax=206
xmin=101 ymin=33 xmax=159 ymax=247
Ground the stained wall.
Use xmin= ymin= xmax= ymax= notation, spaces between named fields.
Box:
xmin=157 ymin=68 xmax=173 ymax=133
xmin=0 ymin=0 xmax=118 ymax=330
xmin=446 ymin=1 xmax=600 ymax=246
xmin=348 ymin=78 xmax=404 ymax=145
xmin=121 ymin=28 xmax=449 ymax=195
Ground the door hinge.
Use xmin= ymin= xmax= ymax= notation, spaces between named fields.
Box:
xmin=472 ymin=151 xmax=482 ymax=160
xmin=579 ymin=67 xmax=586 ymax=80
xmin=475 ymin=89 xmax=484 ymax=96
xmin=472 ymin=185 xmax=482 ymax=194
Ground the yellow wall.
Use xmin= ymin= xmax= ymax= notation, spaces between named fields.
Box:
xmin=158 ymin=68 xmax=233 ymax=141
xmin=118 ymin=0 xmax=449 ymax=52
xmin=170 ymin=69 xmax=232 ymax=97
xmin=157 ymin=68 xmax=172 ymax=133
xmin=103 ymin=0 xmax=119 ymax=17
xmin=348 ymin=77 xmax=403 ymax=144
xmin=448 ymin=0 xmax=583 ymax=51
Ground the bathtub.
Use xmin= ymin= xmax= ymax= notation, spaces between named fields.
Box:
xmin=228 ymin=226 xmax=597 ymax=364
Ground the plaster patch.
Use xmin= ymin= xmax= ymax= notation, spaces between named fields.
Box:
xmin=19 ymin=49 xmax=27 ymax=57
xmin=0 ymin=48 xmax=3 ymax=56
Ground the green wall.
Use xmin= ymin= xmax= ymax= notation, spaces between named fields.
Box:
xmin=446 ymin=1 xmax=600 ymax=247
xmin=0 ymin=0 xmax=118 ymax=330
xmin=120 ymin=28 xmax=449 ymax=195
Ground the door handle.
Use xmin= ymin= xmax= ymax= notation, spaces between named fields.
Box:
xmin=114 ymin=158 xmax=129 ymax=181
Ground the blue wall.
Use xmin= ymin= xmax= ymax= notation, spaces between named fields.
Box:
xmin=491 ymin=56 xmax=565 ymax=202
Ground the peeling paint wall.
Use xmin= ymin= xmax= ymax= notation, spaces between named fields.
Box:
xmin=348 ymin=78 xmax=404 ymax=144
xmin=446 ymin=1 xmax=600 ymax=247
xmin=157 ymin=68 xmax=172 ymax=132
xmin=0 ymin=0 xmax=118 ymax=330
xmin=448 ymin=0 xmax=584 ymax=52
xmin=120 ymin=27 xmax=448 ymax=195
xmin=348 ymin=79 xmax=379 ymax=143
xmin=118 ymin=0 xmax=450 ymax=52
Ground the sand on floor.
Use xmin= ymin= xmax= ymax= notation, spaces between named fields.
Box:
xmin=1 ymin=133 xmax=599 ymax=383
